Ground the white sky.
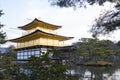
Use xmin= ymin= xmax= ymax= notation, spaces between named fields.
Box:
xmin=0 ymin=0 xmax=119 ymax=47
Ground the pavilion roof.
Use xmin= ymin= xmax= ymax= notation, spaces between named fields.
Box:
xmin=18 ymin=18 xmax=62 ymax=30
xmin=9 ymin=29 xmax=74 ymax=42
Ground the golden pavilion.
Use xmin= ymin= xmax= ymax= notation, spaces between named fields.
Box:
xmin=9 ymin=18 xmax=73 ymax=60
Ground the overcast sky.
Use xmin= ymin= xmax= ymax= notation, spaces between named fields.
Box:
xmin=0 ymin=0 xmax=119 ymax=47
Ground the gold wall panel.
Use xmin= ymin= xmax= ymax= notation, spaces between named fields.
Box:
xmin=16 ymin=37 xmax=65 ymax=49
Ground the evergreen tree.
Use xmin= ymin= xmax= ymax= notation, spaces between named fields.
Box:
xmin=26 ymin=50 xmax=68 ymax=80
xmin=50 ymin=0 xmax=120 ymax=37
xmin=0 ymin=10 xmax=6 ymax=46
xmin=74 ymin=38 xmax=116 ymax=62
xmin=50 ymin=0 xmax=119 ymax=8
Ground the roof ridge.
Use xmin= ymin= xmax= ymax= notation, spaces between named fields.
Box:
xmin=18 ymin=18 xmax=62 ymax=30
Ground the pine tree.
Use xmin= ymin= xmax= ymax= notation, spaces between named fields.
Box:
xmin=0 ymin=10 xmax=6 ymax=45
xmin=50 ymin=0 xmax=120 ymax=37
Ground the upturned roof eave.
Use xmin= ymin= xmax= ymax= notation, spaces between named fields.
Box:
xmin=18 ymin=18 xmax=62 ymax=30
xmin=9 ymin=29 xmax=74 ymax=42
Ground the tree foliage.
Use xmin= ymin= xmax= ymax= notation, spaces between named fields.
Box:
xmin=6 ymin=45 xmax=17 ymax=59
xmin=26 ymin=50 xmax=68 ymax=80
xmin=90 ymin=7 xmax=120 ymax=37
xmin=50 ymin=0 xmax=120 ymax=37
xmin=50 ymin=0 xmax=117 ymax=8
xmin=74 ymin=38 xmax=116 ymax=62
xmin=0 ymin=50 xmax=72 ymax=80
xmin=0 ymin=10 xmax=6 ymax=45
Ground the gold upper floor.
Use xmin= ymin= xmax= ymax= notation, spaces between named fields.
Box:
xmin=16 ymin=38 xmax=67 ymax=49
xmin=22 ymin=26 xmax=57 ymax=36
